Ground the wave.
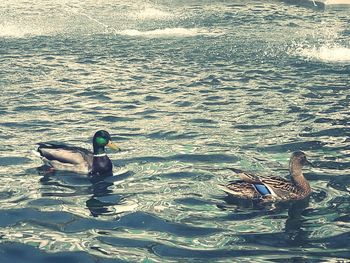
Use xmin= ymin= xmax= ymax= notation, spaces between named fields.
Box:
xmin=295 ymin=44 xmax=350 ymax=63
xmin=116 ymin=27 xmax=220 ymax=38
xmin=0 ymin=23 xmax=32 ymax=38
xmin=0 ymin=22 xmax=50 ymax=38
xmin=129 ymin=7 xmax=173 ymax=20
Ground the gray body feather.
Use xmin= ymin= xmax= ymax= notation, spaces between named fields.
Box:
xmin=37 ymin=143 xmax=93 ymax=174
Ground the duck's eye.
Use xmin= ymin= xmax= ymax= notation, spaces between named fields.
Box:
xmin=96 ymin=136 xmax=107 ymax=145
xmin=301 ymin=156 xmax=308 ymax=164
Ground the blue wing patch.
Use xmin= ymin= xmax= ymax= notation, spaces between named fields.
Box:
xmin=254 ymin=184 xmax=271 ymax=196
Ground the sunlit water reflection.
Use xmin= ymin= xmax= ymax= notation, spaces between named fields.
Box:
xmin=0 ymin=0 xmax=349 ymax=262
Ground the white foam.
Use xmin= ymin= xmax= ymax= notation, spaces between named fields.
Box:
xmin=0 ymin=22 xmax=47 ymax=38
xmin=130 ymin=7 xmax=173 ymax=20
xmin=0 ymin=23 xmax=29 ymax=38
xmin=117 ymin=27 xmax=219 ymax=38
xmin=296 ymin=45 xmax=350 ymax=63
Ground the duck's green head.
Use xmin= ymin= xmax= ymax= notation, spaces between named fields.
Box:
xmin=93 ymin=130 xmax=120 ymax=154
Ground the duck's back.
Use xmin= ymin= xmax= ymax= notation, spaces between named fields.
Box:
xmin=37 ymin=142 xmax=93 ymax=173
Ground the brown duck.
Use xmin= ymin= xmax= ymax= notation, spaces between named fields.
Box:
xmin=220 ymin=151 xmax=312 ymax=202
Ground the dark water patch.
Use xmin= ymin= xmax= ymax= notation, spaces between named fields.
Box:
xmin=143 ymin=115 xmax=158 ymax=120
xmin=310 ymin=190 xmax=327 ymax=203
xmin=114 ymin=212 xmax=222 ymax=237
xmin=76 ymin=91 xmax=111 ymax=101
xmin=0 ymin=191 xmax=15 ymax=199
xmin=202 ymin=101 xmax=231 ymax=106
xmin=288 ymin=106 xmax=304 ymax=113
xmin=187 ymin=75 xmax=222 ymax=87
xmin=77 ymin=90 xmax=102 ymax=97
xmin=175 ymin=197 xmax=214 ymax=206
xmin=234 ymin=123 xmax=277 ymax=130
xmin=0 ymin=242 xmax=124 ymax=263
xmin=189 ymin=118 xmax=218 ymax=124
xmin=67 ymin=211 xmax=221 ymax=236
xmin=86 ymin=196 xmax=124 ymax=217
xmin=205 ymin=95 xmax=224 ymax=101
xmin=328 ymin=175 xmax=350 ymax=192
xmin=308 ymin=233 xmax=350 ymax=250
xmin=58 ymin=78 xmax=79 ymax=84
xmin=301 ymin=128 xmax=350 ymax=138
xmin=172 ymin=100 xmax=193 ymax=107
xmin=328 ymin=196 xmax=350 ymax=214
xmin=75 ymin=57 xmax=99 ymax=64
xmin=312 ymin=160 xmax=350 ymax=170
xmin=334 ymin=214 xmax=350 ymax=223
xmin=99 ymin=236 xmax=156 ymax=249
xmin=131 ymin=75 xmax=145 ymax=81
xmin=1 ymin=121 xmax=51 ymax=128
xmin=100 ymin=116 xmax=135 ymax=122
xmin=0 ymin=209 xmax=220 ymax=236
xmin=314 ymin=117 xmax=350 ymax=126
xmin=100 ymin=236 xmax=331 ymax=261
xmin=36 ymin=87 xmax=68 ymax=95
xmin=134 ymin=109 xmax=161 ymax=116
xmin=321 ymin=106 xmax=349 ymax=115
xmin=0 ymin=156 xmax=31 ymax=166
xmin=151 ymin=245 xmax=289 ymax=259
xmin=269 ymin=257 xmax=319 ymax=263
xmin=159 ymin=171 xmax=207 ymax=180
xmin=144 ymin=95 xmax=160 ymax=101
xmin=44 ymin=178 xmax=112 ymax=195
xmin=120 ymin=104 xmax=138 ymax=110
xmin=126 ymin=91 xmax=143 ymax=96
xmin=258 ymin=140 xmax=326 ymax=152
xmin=247 ymin=100 xmax=264 ymax=106
xmin=303 ymin=92 xmax=324 ymax=99
xmin=0 ymin=109 xmax=8 ymax=115
xmin=298 ymin=113 xmax=315 ymax=122
xmin=236 ymin=232 xmax=311 ymax=248
xmin=147 ymin=131 xmax=199 ymax=140
xmin=86 ymin=192 xmax=123 ymax=208
xmin=163 ymin=87 xmax=181 ymax=93
xmin=13 ymin=105 xmax=45 ymax=111
xmin=39 ymin=172 xmax=92 ymax=187
xmin=0 ymin=208 xmax=75 ymax=228
xmin=170 ymin=153 xmax=238 ymax=163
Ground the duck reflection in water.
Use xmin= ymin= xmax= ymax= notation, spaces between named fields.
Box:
xmin=85 ymin=176 xmax=115 ymax=217
xmin=221 ymin=193 xmax=313 ymax=247
xmin=37 ymin=168 xmax=132 ymax=218
xmin=285 ymin=197 xmax=310 ymax=247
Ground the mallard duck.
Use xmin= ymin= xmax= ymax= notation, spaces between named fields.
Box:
xmin=220 ymin=151 xmax=312 ymax=202
xmin=37 ymin=130 xmax=120 ymax=177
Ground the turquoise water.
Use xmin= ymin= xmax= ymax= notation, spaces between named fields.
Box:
xmin=1 ymin=0 xmax=350 ymax=262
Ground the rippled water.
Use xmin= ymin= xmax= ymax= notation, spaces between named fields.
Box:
xmin=1 ymin=0 xmax=349 ymax=262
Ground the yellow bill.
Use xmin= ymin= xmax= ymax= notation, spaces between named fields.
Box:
xmin=107 ymin=141 xmax=121 ymax=151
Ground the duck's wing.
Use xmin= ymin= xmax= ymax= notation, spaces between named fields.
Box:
xmin=261 ymin=176 xmax=295 ymax=192
xmin=37 ymin=143 xmax=93 ymax=167
xmin=259 ymin=175 xmax=299 ymax=198
xmin=219 ymin=181 xmax=261 ymax=199
xmin=227 ymin=168 xmax=262 ymax=183
xmin=227 ymin=168 xmax=301 ymax=199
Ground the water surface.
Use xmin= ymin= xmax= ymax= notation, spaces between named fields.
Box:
xmin=0 ymin=0 xmax=349 ymax=262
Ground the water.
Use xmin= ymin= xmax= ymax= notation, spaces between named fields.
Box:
xmin=0 ymin=0 xmax=349 ymax=262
